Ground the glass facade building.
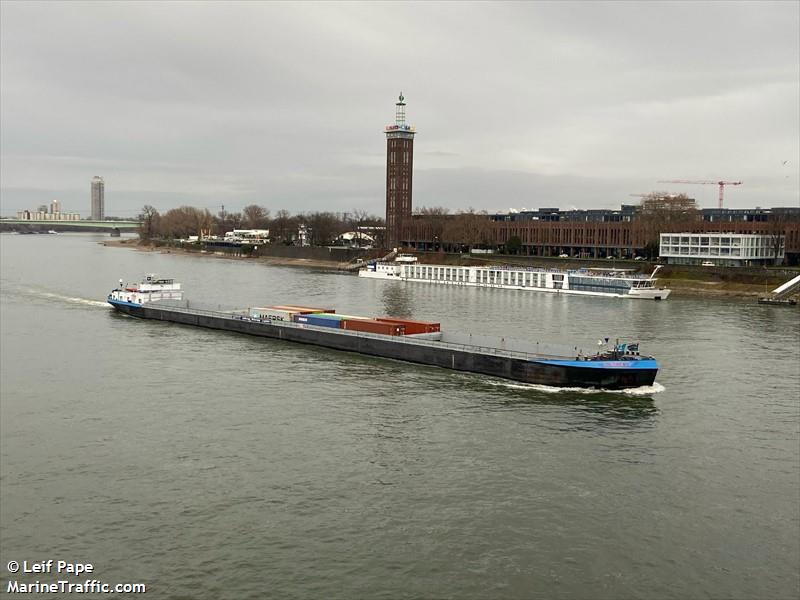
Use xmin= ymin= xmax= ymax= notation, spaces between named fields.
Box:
xmin=659 ymin=233 xmax=784 ymax=266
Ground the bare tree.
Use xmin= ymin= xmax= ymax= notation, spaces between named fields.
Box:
xmin=766 ymin=212 xmax=787 ymax=265
xmin=637 ymin=193 xmax=701 ymax=258
xmin=271 ymin=209 xmax=297 ymax=245
xmin=304 ymin=212 xmax=347 ymax=246
xmin=242 ymin=204 xmax=270 ymax=229
xmin=414 ymin=206 xmax=450 ymax=216
xmin=347 ymin=209 xmax=372 ymax=246
xmin=137 ymin=205 xmax=161 ymax=241
xmin=441 ymin=210 xmax=494 ymax=251
xmin=159 ymin=206 xmax=214 ymax=240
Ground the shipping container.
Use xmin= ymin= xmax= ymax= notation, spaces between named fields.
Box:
xmin=375 ymin=317 xmax=441 ymax=335
xmin=271 ymin=305 xmax=335 ymax=314
xmin=293 ymin=312 xmax=344 ymax=321
xmin=248 ymin=307 xmax=298 ymax=322
xmin=340 ymin=319 xmax=405 ymax=336
xmin=293 ymin=314 xmax=342 ymax=329
xmin=304 ymin=313 xmax=369 ymax=321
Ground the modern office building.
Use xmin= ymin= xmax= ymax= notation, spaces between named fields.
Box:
xmin=701 ymin=207 xmax=800 ymax=222
xmin=16 ymin=209 xmax=80 ymax=221
xmin=659 ymin=232 xmax=784 ymax=266
xmin=91 ymin=176 xmax=104 ymax=220
xmin=491 ymin=205 xmax=640 ymax=223
xmin=50 ymin=199 xmax=61 ymax=215
xmin=385 ymin=93 xmax=415 ymax=249
xmin=489 ymin=205 xmax=800 ymax=225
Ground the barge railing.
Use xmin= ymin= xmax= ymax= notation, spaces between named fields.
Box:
xmin=145 ymin=301 xmax=586 ymax=362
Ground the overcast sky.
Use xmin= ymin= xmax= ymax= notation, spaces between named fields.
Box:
xmin=1 ymin=1 xmax=798 ymax=218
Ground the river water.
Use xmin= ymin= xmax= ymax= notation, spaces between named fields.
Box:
xmin=1 ymin=233 xmax=798 ymax=599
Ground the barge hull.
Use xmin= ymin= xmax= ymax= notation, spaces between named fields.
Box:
xmin=109 ymin=300 xmax=656 ymax=390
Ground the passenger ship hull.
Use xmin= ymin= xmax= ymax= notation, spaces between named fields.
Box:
xmin=359 ymin=263 xmax=670 ymax=300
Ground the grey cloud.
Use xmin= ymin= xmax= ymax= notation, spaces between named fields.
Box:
xmin=1 ymin=1 xmax=798 ymax=218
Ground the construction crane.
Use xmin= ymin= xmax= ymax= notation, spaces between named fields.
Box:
xmin=658 ymin=180 xmax=743 ymax=209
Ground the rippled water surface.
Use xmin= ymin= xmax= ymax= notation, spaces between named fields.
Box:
xmin=1 ymin=233 xmax=799 ymax=599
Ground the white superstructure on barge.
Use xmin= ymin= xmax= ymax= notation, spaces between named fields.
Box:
xmin=359 ymin=255 xmax=670 ymax=300
xmin=108 ymin=274 xmax=183 ymax=306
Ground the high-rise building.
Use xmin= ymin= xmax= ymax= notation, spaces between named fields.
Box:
xmin=385 ymin=93 xmax=415 ymax=249
xmin=91 ymin=176 xmax=104 ymax=220
xmin=50 ymin=199 xmax=61 ymax=215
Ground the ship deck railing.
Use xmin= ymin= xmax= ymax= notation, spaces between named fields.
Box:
xmin=400 ymin=264 xmax=654 ymax=279
xmin=146 ymin=300 xmax=587 ymax=362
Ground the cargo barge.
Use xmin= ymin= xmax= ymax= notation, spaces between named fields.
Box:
xmin=359 ymin=254 xmax=671 ymax=300
xmin=108 ymin=275 xmax=659 ymax=390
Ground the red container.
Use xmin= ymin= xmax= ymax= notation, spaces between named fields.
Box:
xmin=376 ymin=317 xmax=440 ymax=335
xmin=340 ymin=319 xmax=404 ymax=336
xmin=270 ymin=305 xmax=335 ymax=314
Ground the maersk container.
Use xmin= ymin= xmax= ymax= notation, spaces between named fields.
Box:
xmin=271 ymin=305 xmax=335 ymax=314
xmin=249 ymin=307 xmax=298 ymax=322
xmin=375 ymin=317 xmax=441 ymax=335
xmin=293 ymin=314 xmax=342 ymax=328
xmin=340 ymin=319 xmax=405 ymax=336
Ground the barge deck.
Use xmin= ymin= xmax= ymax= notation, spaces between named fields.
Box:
xmin=109 ymin=297 xmax=658 ymax=390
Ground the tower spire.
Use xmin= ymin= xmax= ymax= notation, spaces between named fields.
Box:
xmin=395 ymin=92 xmax=406 ymax=126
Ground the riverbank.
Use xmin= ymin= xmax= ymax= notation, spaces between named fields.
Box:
xmin=103 ymin=238 xmax=347 ymax=270
xmin=103 ymin=239 xmax=799 ymax=300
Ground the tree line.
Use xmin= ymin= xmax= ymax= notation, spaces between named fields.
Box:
xmin=137 ymin=204 xmax=384 ymax=246
xmin=407 ymin=207 xmax=495 ymax=250
xmin=138 ymin=196 xmax=751 ymax=257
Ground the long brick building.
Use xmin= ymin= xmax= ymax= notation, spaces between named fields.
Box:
xmin=400 ymin=207 xmax=800 ymax=265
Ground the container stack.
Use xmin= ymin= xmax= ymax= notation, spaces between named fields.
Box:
xmin=250 ymin=304 xmax=335 ymax=321
xmin=249 ymin=303 xmax=440 ymax=338
xmin=340 ymin=319 xmax=405 ymax=336
xmin=249 ymin=307 xmax=298 ymax=322
xmin=293 ymin=313 xmax=343 ymax=329
xmin=375 ymin=317 xmax=440 ymax=335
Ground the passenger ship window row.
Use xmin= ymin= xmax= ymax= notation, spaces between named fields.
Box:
xmin=405 ymin=267 xmax=549 ymax=287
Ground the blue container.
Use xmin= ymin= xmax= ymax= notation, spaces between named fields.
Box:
xmin=293 ymin=314 xmax=342 ymax=329
xmin=300 ymin=312 xmax=343 ymax=320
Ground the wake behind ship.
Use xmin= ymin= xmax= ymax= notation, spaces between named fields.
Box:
xmin=108 ymin=275 xmax=660 ymax=390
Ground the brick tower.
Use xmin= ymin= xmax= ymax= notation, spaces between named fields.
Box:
xmin=385 ymin=93 xmax=415 ymax=250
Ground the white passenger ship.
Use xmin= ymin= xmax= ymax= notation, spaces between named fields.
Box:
xmin=359 ymin=255 xmax=670 ymax=300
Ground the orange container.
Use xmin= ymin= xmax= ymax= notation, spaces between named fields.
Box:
xmin=340 ymin=319 xmax=405 ymax=336
xmin=376 ymin=317 xmax=440 ymax=335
